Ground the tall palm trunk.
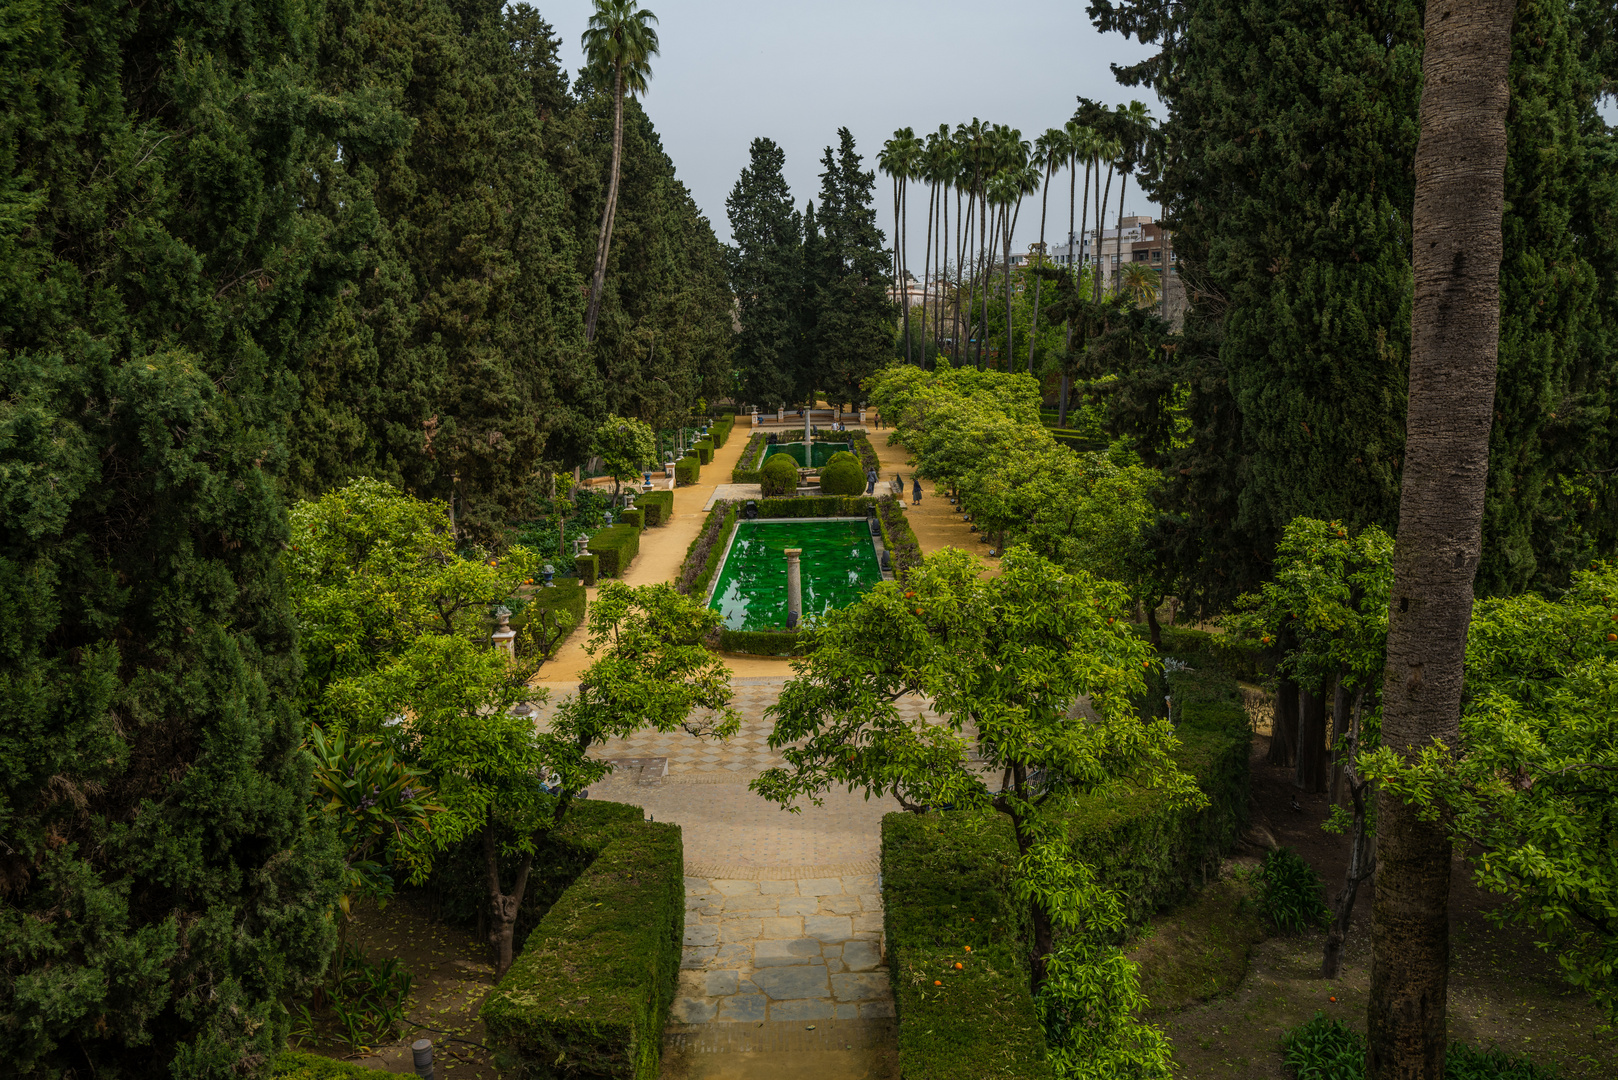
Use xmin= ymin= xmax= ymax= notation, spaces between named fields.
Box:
xmin=900 ymin=177 xmax=911 ymax=363
xmin=959 ymin=185 xmax=973 ymax=366
xmin=977 ymin=181 xmax=989 ymax=368
xmin=954 ymin=185 xmax=965 ymax=364
xmin=1028 ymin=162 xmax=1053 ymax=372
xmin=1366 ymin=2 xmax=1512 ymax=1077
xmin=1115 ymin=169 xmax=1130 ymax=290
xmin=1062 ymin=158 xmax=1090 ymax=428
xmin=1003 ymin=201 xmax=1017 ymax=368
xmin=921 ymin=180 xmax=936 ymax=367
xmin=936 ymin=181 xmax=948 ymax=362
xmin=1094 ymin=160 xmax=1113 ymax=303
xmin=585 ymin=65 xmax=627 ymax=344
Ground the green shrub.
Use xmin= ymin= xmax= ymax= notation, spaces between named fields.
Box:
xmin=635 ymin=490 xmax=673 ymax=527
xmin=620 ymin=507 xmax=645 ymax=530
xmin=482 ymin=816 xmax=684 ymax=1080
xmin=1280 ymin=1013 xmax=1365 ymax=1080
xmin=758 ymin=495 xmax=872 ymax=517
xmin=675 ymin=502 xmax=738 ymax=598
xmin=1259 ymin=847 xmax=1330 ymax=933
xmin=588 ymin=524 xmax=641 ymax=578
xmin=675 ymin=455 xmax=700 ymax=485
xmin=710 ymin=419 xmax=733 ymax=447
xmin=718 ymin=627 xmax=803 ymax=656
xmin=694 ymin=438 xmax=713 ymax=465
xmin=269 ymin=1052 xmax=384 ymax=1079
xmin=882 ymin=812 xmax=1056 ymax=1080
xmin=574 ymin=553 xmax=599 ymax=586
xmin=818 ymin=453 xmax=867 ymax=496
xmin=760 ymin=452 xmax=799 ymax=496
xmin=875 ymin=496 xmax=921 ymax=577
xmin=1278 ymin=1013 xmax=1569 ymax=1080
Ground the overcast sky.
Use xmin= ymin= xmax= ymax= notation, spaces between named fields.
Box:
xmin=542 ymin=0 xmax=1162 ymax=266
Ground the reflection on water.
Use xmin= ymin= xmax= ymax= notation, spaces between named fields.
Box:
xmin=762 ymin=441 xmax=851 ymax=468
xmin=708 ymin=519 xmax=882 ymax=630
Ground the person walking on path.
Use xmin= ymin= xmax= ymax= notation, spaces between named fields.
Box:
xmin=912 ymin=477 xmax=922 ymax=505
xmin=866 ymin=469 xmax=878 ymax=495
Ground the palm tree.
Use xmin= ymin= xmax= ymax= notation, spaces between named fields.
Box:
xmin=920 ymin=128 xmax=951 ymax=367
xmin=1027 ymin=127 xmax=1068 ymax=373
xmin=1118 ymin=262 xmax=1161 ymax=308
xmin=1059 ymin=123 xmax=1099 ymax=425
xmin=929 ymin=130 xmax=957 ymax=361
xmin=879 ymin=128 xmax=923 ymax=363
xmin=581 ymin=0 xmax=660 ymax=345
xmin=1093 ymin=136 xmax=1121 ymax=302
xmin=1366 ymin=1 xmax=1513 ymax=1075
xmin=1111 ymin=101 xmax=1155 ymax=295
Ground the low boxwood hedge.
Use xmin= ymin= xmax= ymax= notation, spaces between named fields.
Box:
xmin=694 ymin=438 xmax=713 ymax=465
xmin=482 ymin=810 xmax=684 ymax=1080
xmin=574 ymin=552 xmax=599 ymax=586
xmin=588 ymin=524 xmax=640 ymax=578
xmin=675 ymin=455 xmax=700 ymax=486
xmin=675 ymin=501 xmax=738 ymax=598
xmin=875 ymin=496 xmax=921 ymax=577
xmin=718 ymin=627 xmax=803 ymax=656
xmin=514 ymin=578 xmax=587 ymax=658
xmin=731 ymin=432 xmax=768 ymax=483
xmin=268 ymin=1052 xmax=383 ymax=1079
xmin=710 ymin=418 xmax=733 ymax=447
xmin=881 ymin=642 xmax=1252 ymax=1078
xmin=620 ymin=507 xmax=644 ymax=530
xmin=635 ymin=489 xmax=673 ymax=527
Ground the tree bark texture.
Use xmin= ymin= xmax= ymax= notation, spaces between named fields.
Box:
xmin=585 ymin=66 xmax=626 ymax=344
xmin=1296 ymin=682 xmax=1328 ymax=792
xmin=1268 ymin=675 xmax=1299 ymax=767
xmin=483 ymin=810 xmax=536 ymax=978
xmin=1368 ymin=1 xmax=1512 ymax=1076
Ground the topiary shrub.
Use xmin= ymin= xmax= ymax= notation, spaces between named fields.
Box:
xmin=760 ymin=452 xmax=799 ymax=497
xmin=573 ymin=552 xmax=599 ymax=586
xmin=694 ymin=438 xmax=713 ymax=465
xmin=588 ymin=525 xmax=640 ymax=578
xmin=620 ymin=507 xmax=644 ymax=531
xmin=675 ymin=455 xmax=700 ymax=485
xmin=635 ymin=490 xmax=673 ymax=527
xmin=819 ymin=453 xmax=866 ymax=496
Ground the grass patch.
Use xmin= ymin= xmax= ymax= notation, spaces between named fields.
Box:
xmin=1128 ymin=873 xmax=1266 ymax=1013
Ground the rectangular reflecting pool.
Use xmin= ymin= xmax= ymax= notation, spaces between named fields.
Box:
xmin=762 ymin=441 xmax=851 ymax=468
xmin=708 ymin=518 xmax=882 ymax=631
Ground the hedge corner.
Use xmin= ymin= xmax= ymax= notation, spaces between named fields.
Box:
xmin=574 ymin=552 xmax=599 ymax=586
xmin=588 ymin=524 xmax=641 ymax=578
xmin=481 ymin=820 xmax=684 ymax=1080
xmin=635 ymin=490 xmax=674 ymax=527
xmin=675 ymin=456 xmax=700 ymax=486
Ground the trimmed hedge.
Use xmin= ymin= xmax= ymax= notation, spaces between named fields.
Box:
xmin=881 ymin=644 xmax=1252 ymax=1078
xmin=882 ymin=814 xmax=1056 ymax=1080
xmin=718 ymin=627 xmax=803 ymax=656
xmin=269 ymin=1052 xmax=383 ymax=1079
xmin=759 ymin=453 xmax=798 ymax=496
xmin=816 ymin=427 xmax=881 ymax=475
xmin=588 ymin=524 xmax=641 ymax=578
xmin=756 ymin=495 xmax=873 ymax=517
xmin=482 ymin=811 xmax=684 ymax=1080
xmin=694 ymin=438 xmax=713 ymax=465
xmin=514 ymin=578 xmax=587 ymax=658
xmin=1127 ymin=624 xmax=1266 ymax=683
xmin=635 ymin=489 xmax=673 ymax=527
xmin=620 ymin=507 xmax=644 ymax=531
xmin=875 ymin=496 xmax=921 ymax=577
xmin=675 ymin=501 xmax=738 ymax=598
xmin=674 ymin=455 xmax=700 ymax=485
xmin=731 ymin=432 xmax=768 ymax=483
xmin=574 ymin=553 xmax=599 ymax=586
xmin=710 ymin=418 xmax=733 ymax=447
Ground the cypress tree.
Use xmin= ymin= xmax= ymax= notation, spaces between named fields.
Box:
xmin=807 ymin=128 xmax=897 ymax=408
xmin=0 ymin=0 xmax=343 ymax=1073
xmin=727 ymin=138 xmax=805 ymax=409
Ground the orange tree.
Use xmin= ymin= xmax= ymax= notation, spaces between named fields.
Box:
xmin=751 ymin=546 xmax=1195 ymax=1075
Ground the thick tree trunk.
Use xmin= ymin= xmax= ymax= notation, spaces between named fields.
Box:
xmin=1329 ymin=668 xmax=1353 ymax=804
xmin=1296 ymin=680 xmax=1329 ymax=792
xmin=585 ymin=67 xmax=626 ymax=345
xmin=1095 ymin=163 xmax=1112 ymax=304
xmin=483 ymin=811 xmax=537 ymax=978
xmin=1145 ymin=599 xmax=1163 ymax=652
xmin=1367 ymin=2 xmax=1512 ymax=1077
xmin=1268 ymin=675 xmax=1298 ymax=767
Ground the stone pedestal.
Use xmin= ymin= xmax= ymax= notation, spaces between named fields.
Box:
xmin=492 ymin=606 xmax=516 ymax=659
xmin=784 ymin=548 xmax=803 ymax=630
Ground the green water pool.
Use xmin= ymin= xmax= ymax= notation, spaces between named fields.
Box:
xmin=708 ymin=519 xmax=883 ymax=630
xmin=762 ymin=441 xmax=851 ymax=468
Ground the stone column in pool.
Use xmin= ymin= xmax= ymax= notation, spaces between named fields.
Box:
xmin=804 ymin=401 xmax=811 ymax=447
xmin=784 ymin=548 xmax=803 ymax=629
